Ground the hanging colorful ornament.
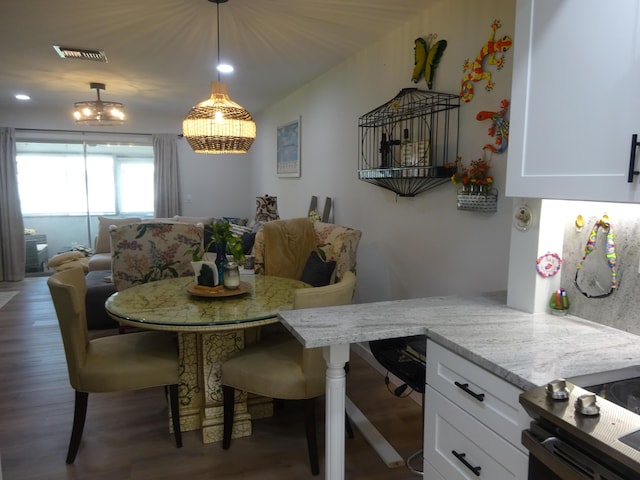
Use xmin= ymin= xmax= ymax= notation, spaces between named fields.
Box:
xmin=460 ymin=20 xmax=512 ymax=103
xmin=536 ymin=252 xmax=562 ymax=278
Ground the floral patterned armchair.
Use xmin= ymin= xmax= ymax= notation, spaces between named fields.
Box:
xmin=253 ymin=219 xmax=361 ymax=283
xmin=109 ymin=222 xmax=204 ymax=291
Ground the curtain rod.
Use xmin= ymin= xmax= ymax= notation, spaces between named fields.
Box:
xmin=16 ymin=128 xmax=181 ymax=136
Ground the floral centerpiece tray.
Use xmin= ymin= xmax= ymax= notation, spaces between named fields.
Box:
xmin=186 ymin=281 xmax=252 ymax=298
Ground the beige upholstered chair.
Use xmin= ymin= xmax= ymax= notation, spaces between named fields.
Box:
xmin=109 ymin=221 xmax=204 ymax=292
xmin=253 ymin=218 xmax=362 ymax=283
xmin=47 ymin=267 xmax=182 ymax=464
xmin=252 ymin=217 xmax=361 ymax=342
xmin=221 ymin=271 xmax=357 ymax=476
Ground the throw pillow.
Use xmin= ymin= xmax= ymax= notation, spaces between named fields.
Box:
xmin=95 ymin=216 xmax=140 ymax=253
xmin=300 ymin=251 xmax=336 ymax=287
xmin=47 ymin=250 xmax=84 ymax=268
xmin=224 ymin=217 xmax=249 ymax=226
xmin=174 ymin=215 xmax=214 ymax=225
xmin=241 ymin=232 xmax=256 ymax=254
xmin=255 ymin=195 xmax=279 ymax=222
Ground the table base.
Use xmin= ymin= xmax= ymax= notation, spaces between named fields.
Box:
xmin=172 ymin=329 xmax=273 ymax=444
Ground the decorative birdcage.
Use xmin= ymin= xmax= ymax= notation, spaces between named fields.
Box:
xmin=358 ymin=88 xmax=460 ymax=197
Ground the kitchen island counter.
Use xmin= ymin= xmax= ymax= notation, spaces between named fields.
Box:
xmin=279 ymin=290 xmax=640 ymax=391
xmin=278 ymin=291 xmax=640 ymax=480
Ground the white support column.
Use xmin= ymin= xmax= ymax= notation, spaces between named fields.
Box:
xmin=323 ymin=343 xmax=350 ymax=480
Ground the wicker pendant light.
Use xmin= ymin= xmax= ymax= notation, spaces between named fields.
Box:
xmin=183 ymin=0 xmax=255 ymax=154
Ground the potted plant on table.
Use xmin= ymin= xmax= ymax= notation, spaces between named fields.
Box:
xmin=188 ymin=219 xmax=244 ymax=287
xmin=210 ymin=220 xmax=245 ymax=265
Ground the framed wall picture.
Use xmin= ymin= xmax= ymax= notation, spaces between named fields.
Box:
xmin=277 ymin=117 xmax=301 ymax=178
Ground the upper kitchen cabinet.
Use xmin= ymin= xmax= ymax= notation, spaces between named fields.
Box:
xmin=506 ymin=0 xmax=640 ymax=202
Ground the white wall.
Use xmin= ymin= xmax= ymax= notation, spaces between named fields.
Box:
xmin=249 ymin=0 xmax=516 ymax=303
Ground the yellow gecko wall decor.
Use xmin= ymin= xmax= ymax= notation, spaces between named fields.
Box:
xmin=460 ymin=20 xmax=512 ymax=103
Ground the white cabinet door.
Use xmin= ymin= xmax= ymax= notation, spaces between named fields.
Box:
xmin=506 ymin=0 xmax=640 ymax=202
xmin=426 ymin=340 xmax=529 ymax=452
xmin=424 ymin=386 xmax=529 ymax=480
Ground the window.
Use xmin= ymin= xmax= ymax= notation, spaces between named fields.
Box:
xmin=16 ymin=134 xmax=155 ymax=258
xmin=17 ymin=139 xmax=154 ymax=216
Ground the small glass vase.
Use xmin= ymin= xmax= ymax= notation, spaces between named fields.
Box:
xmin=215 ymin=241 xmax=228 ymax=284
xmin=223 ymin=262 xmax=241 ymax=289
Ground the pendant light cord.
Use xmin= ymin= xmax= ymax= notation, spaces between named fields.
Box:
xmin=216 ymin=1 xmax=221 ymax=82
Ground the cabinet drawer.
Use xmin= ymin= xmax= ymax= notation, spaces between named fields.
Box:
xmin=424 ymin=386 xmax=529 ymax=480
xmin=426 ymin=340 xmax=530 ymax=452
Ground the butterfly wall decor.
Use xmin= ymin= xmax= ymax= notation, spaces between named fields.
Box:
xmin=411 ymin=34 xmax=447 ymax=89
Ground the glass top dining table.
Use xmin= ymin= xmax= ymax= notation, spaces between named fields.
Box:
xmin=104 ymin=274 xmax=310 ymax=444
xmin=105 ymin=274 xmax=310 ymax=331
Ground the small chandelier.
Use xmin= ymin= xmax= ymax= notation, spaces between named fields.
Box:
xmin=182 ymin=0 xmax=256 ymax=154
xmin=73 ymin=82 xmax=125 ymax=125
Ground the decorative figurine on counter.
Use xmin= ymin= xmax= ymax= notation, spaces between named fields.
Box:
xmin=460 ymin=20 xmax=512 ymax=103
xmin=411 ymin=34 xmax=447 ymax=89
xmin=549 ymin=288 xmax=570 ymax=315
xmin=476 ymin=99 xmax=510 ymax=154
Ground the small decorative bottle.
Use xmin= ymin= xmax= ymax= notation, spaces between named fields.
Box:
xmin=400 ymin=128 xmax=414 ymax=166
xmin=380 ymin=133 xmax=391 ymax=168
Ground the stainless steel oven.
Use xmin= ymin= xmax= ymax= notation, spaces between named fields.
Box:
xmin=519 ymin=370 xmax=640 ymax=480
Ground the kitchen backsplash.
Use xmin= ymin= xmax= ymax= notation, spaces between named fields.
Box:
xmin=556 ymin=201 xmax=640 ymax=336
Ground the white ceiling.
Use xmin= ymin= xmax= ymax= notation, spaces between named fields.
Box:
xmin=1 ymin=0 xmax=431 ymax=121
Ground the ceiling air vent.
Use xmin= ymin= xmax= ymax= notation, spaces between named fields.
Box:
xmin=53 ymin=45 xmax=108 ymax=62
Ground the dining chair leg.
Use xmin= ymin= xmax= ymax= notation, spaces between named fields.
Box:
xmin=66 ymin=390 xmax=89 ymax=464
xmin=168 ymin=384 xmax=182 ymax=448
xmin=222 ymin=385 xmax=235 ymax=449
xmin=304 ymin=398 xmax=320 ymax=476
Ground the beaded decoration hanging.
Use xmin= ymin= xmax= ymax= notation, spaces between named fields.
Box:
xmin=536 ymin=252 xmax=562 ymax=278
xmin=574 ymin=217 xmax=618 ymax=298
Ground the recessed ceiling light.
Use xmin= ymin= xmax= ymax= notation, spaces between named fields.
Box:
xmin=217 ymin=63 xmax=234 ymax=73
xmin=15 ymin=94 xmax=30 ymax=101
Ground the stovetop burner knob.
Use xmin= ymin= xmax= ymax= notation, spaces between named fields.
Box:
xmin=546 ymin=379 xmax=570 ymax=400
xmin=575 ymin=393 xmax=600 ymax=416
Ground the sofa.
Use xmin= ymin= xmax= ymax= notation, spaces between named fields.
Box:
xmin=88 ymin=215 xmax=257 ymax=272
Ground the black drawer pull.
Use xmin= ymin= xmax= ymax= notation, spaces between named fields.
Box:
xmin=628 ymin=134 xmax=640 ymax=183
xmin=452 ymin=450 xmax=481 ymax=476
xmin=454 ymin=381 xmax=485 ymax=401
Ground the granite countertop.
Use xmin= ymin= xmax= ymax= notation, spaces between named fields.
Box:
xmin=277 ymin=291 xmax=640 ymax=391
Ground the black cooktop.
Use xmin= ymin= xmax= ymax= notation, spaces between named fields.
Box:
xmin=583 ymin=376 xmax=640 ymax=414
xmin=569 ymin=365 xmax=640 ymax=416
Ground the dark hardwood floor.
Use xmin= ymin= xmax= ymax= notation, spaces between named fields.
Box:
xmin=0 ymin=277 xmax=423 ymax=479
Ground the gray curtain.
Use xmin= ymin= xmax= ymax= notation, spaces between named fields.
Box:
xmin=0 ymin=127 xmax=25 ymax=281
xmin=152 ymin=134 xmax=181 ymax=218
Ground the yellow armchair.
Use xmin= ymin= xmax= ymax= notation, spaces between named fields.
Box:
xmin=253 ymin=218 xmax=361 ymax=283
